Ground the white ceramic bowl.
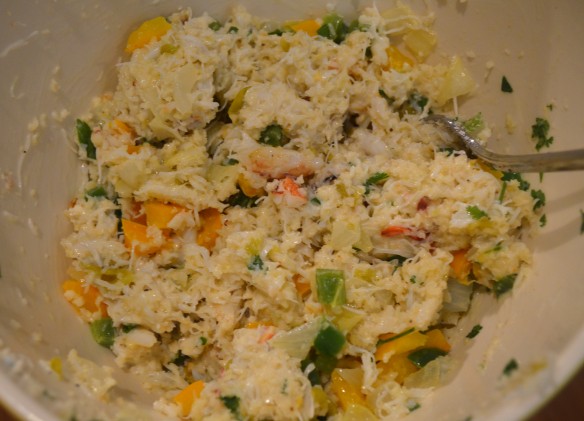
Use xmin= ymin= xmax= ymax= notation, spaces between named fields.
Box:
xmin=1 ymin=1 xmax=583 ymax=420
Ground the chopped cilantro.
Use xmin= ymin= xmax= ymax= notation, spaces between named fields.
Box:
xmin=228 ymin=26 xmax=239 ymax=34
xmin=503 ymin=358 xmax=519 ymax=376
xmin=364 ymin=172 xmax=389 ymax=194
xmin=466 ymin=324 xmax=483 ymax=339
xmin=76 ymin=119 xmax=96 ymax=160
xmin=546 ymin=103 xmax=554 ymax=111
xmin=85 ymin=186 xmax=108 ymax=199
xmin=220 ymin=395 xmax=242 ymax=420
xmin=399 ymin=91 xmax=428 ymax=117
xmin=530 ymin=189 xmax=546 ymax=210
xmin=409 ymin=275 xmax=417 ymax=284
xmin=171 ymin=351 xmax=190 ymax=367
xmin=540 ymin=214 xmax=547 ymax=227
xmin=225 ymin=188 xmax=259 ymax=208
xmin=379 ymin=89 xmax=395 ymax=106
xmin=407 ymin=401 xmax=421 ymax=412
xmin=247 ymin=255 xmax=264 ymax=271
xmin=501 ymin=171 xmax=530 ymax=191
xmin=466 ymin=205 xmax=488 ymax=220
xmin=310 ymin=197 xmax=321 ymax=205
xmin=498 ymin=181 xmax=507 ymax=202
xmin=501 ymin=76 xmax=513 ymax=93
xmin=199 ymin=336 xmax=208 ymax=345
xmin=208 ymin=21 xmax=222 ymax=31
xmin=493 ymin=274 xmax=517 ymax=297
xmin=222 ymin=157 xmax=239 ymax=166
xmin=317 ymin=13 xmax=349 ymax=44
xmin=531 ymin=117 xmax=554 ymax=151
xmin=462 ymin=112 xmax=485 ymax=135
xmin=121 ymin=323 xmax=138 ymax=333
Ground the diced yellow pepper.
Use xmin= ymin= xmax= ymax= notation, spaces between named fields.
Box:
xmin=126 ymin=16 xmax=172 ymax=53
xmin=377 ymin=353 xmax=419 ymax=384
xmin=196 ymin=208 xmax=222 ymax=251
xmin=227 ymin=87 xmax=250 ymax=121
xmin=62 ymin=279 xmax=108 ymax=318
xmin=173 ymin=380 xmax=205 ymax=417
xmin=237 ymin=174 xmax=264 ymax=197
xmin=311 ymin=386 xmax=330 ymax=417
xmin=331 ymin=369 xmax=367 ymax=410
xmin=122 ymin=218 xmax=163 ymax=255
xmin=424 ymin=329 xmax=451 ymax=353
xmin=450 ymin=249 xmax=472 ymax=284
xmin=289 ymin=19 xmax=320 ymax=37
xmin=384 ymin=45 xmax=415 ymax=72
xmin=144 ymin=201 xmax=186 ymax=229
xmin=375 ymin=330 xmax=427 ymax=362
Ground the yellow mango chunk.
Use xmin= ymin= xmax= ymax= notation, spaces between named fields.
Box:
xmin=375 ymin=330 xmax=427 ymax=362
xmin=144 ymin=201 xmax=186 ymax=229
xmin=196 ymin=208 xmax=222 ymax=251
xmin=126 ymin=16 xmax=172 ymax=53
xmin=331 ymin=369 xmax=367 ymax=410
xmin=122 ymin=218 xmax=163 ymax=255
xmin=290 ymin=19 xmax=320 ymax=37
xmin=450 ymin=249 xmax=471 ymax=284
xmin=424 ymin=329 xmax=451 ymax=353
xmin=173 ymin=380 xmax=205 ymax=417
xmin=384 ymin=45 xmax=415 ymax=72
xmin=377 ymin=352 xmax=418 ymax=384
xmin=227 ymin=87 xmax=250 ymax=121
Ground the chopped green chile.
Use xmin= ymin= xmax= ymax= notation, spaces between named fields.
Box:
xmin=76 ymin=119 xmax=96 ymax=159
xmin=315 ymin=269 xmax=346 ymax=306
xmin=466 ymin=324 xmax=483 ymax=339
xmin=90 ymin=317 xmax=115 ymax=348
xmin=247 ymin=255 xmax=264 ymax=271
xmin=314 ymin=325 xmax=345 ymax=357
xmin=493 ymin=273 xmax=517 ymax=297
xmin=317 ymin=13 xmax=349 ymax=44
xmin=407 ymin=348 xmax=447 ymax=368
xmin=258 ymin=123 xmax=287 ymax=147
xmin=501 ymin=76 xmax=513 ymax=93
xmin=209 ymin=21 xmax=222 ymax=31
xmin=85 ymin=186 xmax=108 ymax=198
xmin=225 ymin=188 xmax=259 ymax=208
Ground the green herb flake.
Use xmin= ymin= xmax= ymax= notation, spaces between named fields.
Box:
xmin=466 ymin=324 xmax=483 ymax=339
xmin=399 ymin=91 xmax=428 ymax=117
xmin=466 ymin=205 xmax=488 ymax=220
xmin=503 ymin=358 xmax=519 ymax=376
xmin=220 ymin=395 xmax=242 ymax=420
xmin=501 ymin=76 xmax=513 ymax=93
xmin=408 ymin=348 xmax=447 ymax=368
xmin=85 ymin=186 xmax=108 ymax=199
xmin=268 ymin=28 xmax=284 ymax=36
xmin=531 ymin=189 xmax=546 ymax=210
xmin=364 ymin=172 xmax=389 ymax=194
xmin=379 ymin=89 xmax=395 ymax=106
xmin=121 ymin=323 xmax=138 ymax=333
xmin=377 ymin=327 xmax=415 ymax=347
xmin=409 ymin=276 xmax=417 ymax=284
xmin=222 ymin=157 xmax=239 ymax=166
xmin=200 ymin=336 xmax=208 ymax=345
xmin=546 ymin=103 xmax=554 ymax=111
xmin=407 ymin=402 xmax=421 ymax=412
xmin=315 ymin=269 xmax=346 ymax=307
xmin=208 ymin=21 xmax=222 ymax=31
xmin=247 ymin=255 xmax=264 ymax=271
xmin=76 ymin=119 xmax=96 ymax=159
xmin=171 ymin=351 xmax=190 ymax=367
xmin=89 ymin=317 xmax=115 ymax=349
xmin=531 ymin=117 xmax=554 ymax=151
xmin=310 ymin=197 xmax=321 ymax=205
xmin=228 ymin=26 xmax=239 ymax=34
xmin=501 ymin=171 xmax=530 ymax=191
xmin=539 ymin=214 xmax=547 ymax=227
xmin=498 ymin=181 xmax=508 ymax=203
xmin=493 ymin=273 xmax=517 ymax=297
xmin=462 ymin=112 xmax=485 ymax=135
xmin=225 ymin=188 xmax=259 ymax=208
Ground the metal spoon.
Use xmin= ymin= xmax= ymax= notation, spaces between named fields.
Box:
xmin=424 ymin=114 xmax=584 ymax=172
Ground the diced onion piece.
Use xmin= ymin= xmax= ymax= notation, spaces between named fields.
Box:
xmin=333 ymin=306 xmax=365 ymax=333
xmin=330 ymin=219 xmax=361 ymax=251
xmin=403 ymin=355 xmax=453 ymax=389
xmin=437 ymin=56 xmax=476 ymax=105
xmin=442 ymin=279 xmax=472 ymax=313
xmin=403 ymin=29 xmax=436 ymax=60
xmin=270 ymin=318 xmax=323 ymax=359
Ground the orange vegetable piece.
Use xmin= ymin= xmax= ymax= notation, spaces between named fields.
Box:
xmin=126 ymin=144 xmax=141 ymax=154
xmin=144 ymin=201 xmax=186 ymax=229
xmin=293 ymin=274 xmax=311 ymax=298
xmin=122 ymin=218 xmax=162 ymax=255
xmin=62 ymin=280 xmax=108 ymax=318
xmin=380 ymin=225 xmax=412 ymax=237
xmin=112 ymin=119 xmax=133 ymax=135
xmin=126 ymin=16 xmax=172 ymax=53
xmin=173 ymin=380 xmax=205 ymax=417
xmin=196 ymin=208 xmax=222 ymax=250
xmin=331 ymin=370 xmax=367 ymax=410
xmin=450 ymin=249 xmax=472 ymax=284
xmin=279 ymin=177 xmax=306 ymax=199
xmin=383 ymin=45 xmax=415 ymax=72
xmin=377 ymin=352 xmax=419 ymax=384
xmin=375 ymin=330 xmax=427 ymax=362
xmin=424 ymin=329 xmax=451 ymax=353
xmin=289 ymin=19 xmax=320 ymax=37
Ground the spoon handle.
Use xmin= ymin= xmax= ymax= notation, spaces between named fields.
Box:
xmin=425 ymin=115 xmax=584 ymax=172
